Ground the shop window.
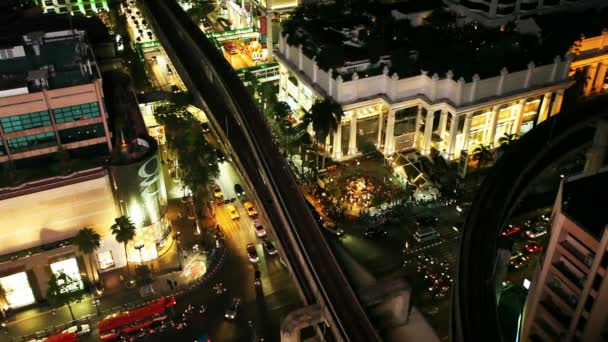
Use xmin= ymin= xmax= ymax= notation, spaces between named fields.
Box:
xmin=50 ymin=258 xmax=84 ymax=291
xmin=97 ymin=250 xmax=115 ymax=270
xmin=0 ymin=272 xmax=36 ymax=309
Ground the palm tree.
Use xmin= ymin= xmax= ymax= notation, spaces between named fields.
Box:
xmin=272 ymin=101 xmax=292 ymax=154
xmin=111 ymin=216 xmax=136 ymax=275
xmin=472 ymin=144 xmax=493 ymax=168
xmin=74 ymin=228 xmax=101 ymax=287
xmin=302 ymin=99 xmax=344 ymax=174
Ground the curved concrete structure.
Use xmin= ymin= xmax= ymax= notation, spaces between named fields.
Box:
xmin=451 ymin=95 xmax=608 ymax=341
xmin=140 ymin=0 xmax=379 ymax=340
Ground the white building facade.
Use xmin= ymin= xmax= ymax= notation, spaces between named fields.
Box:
xmin=276 ymin=33 xmax=573 ymax=161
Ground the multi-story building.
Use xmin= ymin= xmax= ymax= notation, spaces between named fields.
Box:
xmin=444 ymin=0 xmax=607 ymax=26
xmin=0 ymin=29 xmax=112 ymax=163
xmin=39 ymin=0 xmax=109 ymax=16
xmin=522 ymin=167 xmax=608 ymax=341
xmin=275 ymin=12 xmax=572 ymax=162
xmin=569 ymin=31 xmax=608 ymax=97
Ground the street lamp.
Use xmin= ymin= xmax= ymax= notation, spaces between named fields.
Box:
xmin=173 ymin=231 xmax=183 ymax=271
xmin=134 ymin=242 xmax=145 ymax=265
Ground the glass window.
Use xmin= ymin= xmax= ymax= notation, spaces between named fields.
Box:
xmin=0 ymin=140 xmax=5 ymax=156
xmin=50 ymin=258 xmax=84 ymax=291
xmin=0 ymin=272 xmax=36 ymax=309
xmin=58 ymin=123 xmax=105 ymax=144
xmin=0 ymin=111 xmax=52 ymax=133
xmin=53 ymin=102 xmax=101 ymax=123
xmin=97 ymin=250 xmax=115 ymax=270
xmin=7 ymin=131 xmax=56 ymax=153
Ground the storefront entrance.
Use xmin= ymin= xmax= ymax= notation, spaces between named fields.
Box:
xmin=0 ymin=272 xmax=36 ymax=309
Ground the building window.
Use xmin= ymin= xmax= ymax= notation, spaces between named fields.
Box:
xmin=7 ymin=131 xmax=56 ymax=153
xmin=0 ymin=110 xmax=52 ymax=133
xmin=50 ymin=258 xmax=84 ymax=291
xmin=0 ymin=140 xmax=5 ymax=156
xmin=97 ymin=250 xmax=115 ymax=270
xmin=0 ymin=272 xmax=36 ymax=309
xmin=53 ymin=102 xmax=101 ymax=123
xmin=58 ymin=123 xmax=105 ymax=144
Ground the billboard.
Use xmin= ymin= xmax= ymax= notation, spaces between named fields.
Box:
xmin=110 ymin=139 xmax=170 ymax=261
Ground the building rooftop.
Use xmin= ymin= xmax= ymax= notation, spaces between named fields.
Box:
xmin=0 ymin=30 xmax=97 ymax=92
xmin=281 ymin=3 xmax=607 ymax=80
xmin=562 ymin=169 xmax=608 ymax=239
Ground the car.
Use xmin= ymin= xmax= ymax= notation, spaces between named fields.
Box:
xmin=510 ymin=255 xmax=531 ymax=269
xmin=526 ymin=226 xmax=547 ymax=238
xmin=244 ymin=201 xmax=257 ymax=216
xmin=416 ymin=216 xmax=438 ymax=227
xmin=254 ymin=270 xmax=261 ymax=286
xmin=364 ymin=226 xmax=388 ymax=239
xmin=167 ymin=65 xmax=173 ymax=75
xmin=511 ymin=249 xmax=523 ymax=261
xmin=171 ymin=84 xmax=180 ymax=93
xmin=263 ymin=240 xmax=277 ymax=255
xmin=227 ymin=204 xmax=239 ymax=219
xmin=253 ymin=219 xmax=266 ymax=237
xmin=525 ymin=242 xmax=543 ymax=253
xmin=216 ymin=149 xmax=226 ymax=162
xmin=201 ymin=122 xmax=210 ymax=133
xmin=246 ymin=243 xmax=259 ymax=262
xmin=224 ymin=297 xmax=240 ymax=319
xmin=213 ymin=185 xmax=223 ymax=198
xmin=501 ymin=226 xmax=521 ymax=237
xmin=234 ymin=183 xmax=245 ymax=197
xmin=62 ymin=324 xmax=91 ymax=336
xmin=321 ymin=221 xmax=345 ymax=237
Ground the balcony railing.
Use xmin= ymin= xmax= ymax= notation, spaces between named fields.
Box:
xmin=541 ymin=299 xmax=572 ymax=328
xmin=547 ymin=280 xmax=578 ymax=309
xmin=554 ymin=261 xmax=586 ymax=289
xmin=561 ymin=240 xmax=594 ymax=268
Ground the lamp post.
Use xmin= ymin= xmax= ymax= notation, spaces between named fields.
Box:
xmin=134 ymin=242 xmax=145 ymax=265
xmin=173 ymin=231 xmax=183 ymax=271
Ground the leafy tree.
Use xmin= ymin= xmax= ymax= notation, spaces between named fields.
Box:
xmin=302 ymin=99 xmax=344 ymax=173
xmin=187 ymin=0 xmax=215 ymax=22
xmin=46 ymin=271 xmax=85 ymax=321
xmin=111 ymin=216 xmax=136 ymax=274
xmin=472 ymin=144 xmax=493 ymax=168
xmin=74 ymin=228 xmax=101 ymax=286
xmin=154 ymin=104 xmax=219 ymax=197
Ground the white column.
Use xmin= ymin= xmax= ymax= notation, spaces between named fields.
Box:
xmin=422 ymin=110 xmax=435 ymax=155
xmin=348 ymin=111 xmax=358 ymax=155
xmin=377 ymin=110 xmax=384 ymax=148
xmin=584 ymin=63 xmax=598 ymax=96
xmin=512 ymin=99 xmax=526 ymax=135
xmin=438 ymin=109 xmax=448 ymax=140
xmin=384 ymin=110 xmax=396 ymax=155
xmin=461 ymin=113 xmax=473 ymax=153
xmin=298 ymin=45 xmax=303 ymax=71
xmin=447 ymin=113 xmax=460 ymax=159
xmin=486 ymin=106 xmax=499 ymax=147
xmin=412 ymin=106 xmax=423 ymax=149
xmin=265 ymin=13 xmax=274 ymax=60
xmin=594 ymin=62 xmax=607 ymax=93
xmin=536 ymin=93 xmax=552 ymax=124
xmin=550 ymin=89 xmax=565 ymax=116
xmin=333 ymin=124 xmax=342 ymax=159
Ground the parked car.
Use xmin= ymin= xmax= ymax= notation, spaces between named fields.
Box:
xmin=227 ymin=204 xmax=239 ymax=220
xmin=201 ymin=122 xmax=210 ymax=133
xmin=511 ymin=249 xmax=523 ymax=261
xmin=364 ymin=226 xmax=388 ymax=239
xmin=62 ymin=324 xmax=91 ymax=336
xmin=501 ymin=226 xmax=521 ymax=237
xmin=244 ymin=201 xmax=257 ymax=216
xmin=254 ymin=270 xmax=261 ymax=286
xmin=234 ymin=184 xmax=245 ymax=197
xmin=510 ymin=255 xmax=531 ymax=269
xmin=253 ymin=219 xmax=266 ymax=237
xmin=213 ymin=185 xmax=223 ymax=198
xmin=526 ymin=226 xmax=547 ymax=238
xmin=224 ymin=297 xmax=240 ymax=319
xmin=525 ymin=241 xmax=543 ymax=253
xmin=263 ymin=240 xmax=277 ymax=255
xmin=321 ymin=221 xmax=345 ymax=237
xmin=246 ymin=243 xmax=259 ymax=262
xmin=216 ymin=149 xmax=226 ymax=163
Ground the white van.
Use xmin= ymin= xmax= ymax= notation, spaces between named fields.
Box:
xmin=414 ymin=227 xmax=440 ymax=243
